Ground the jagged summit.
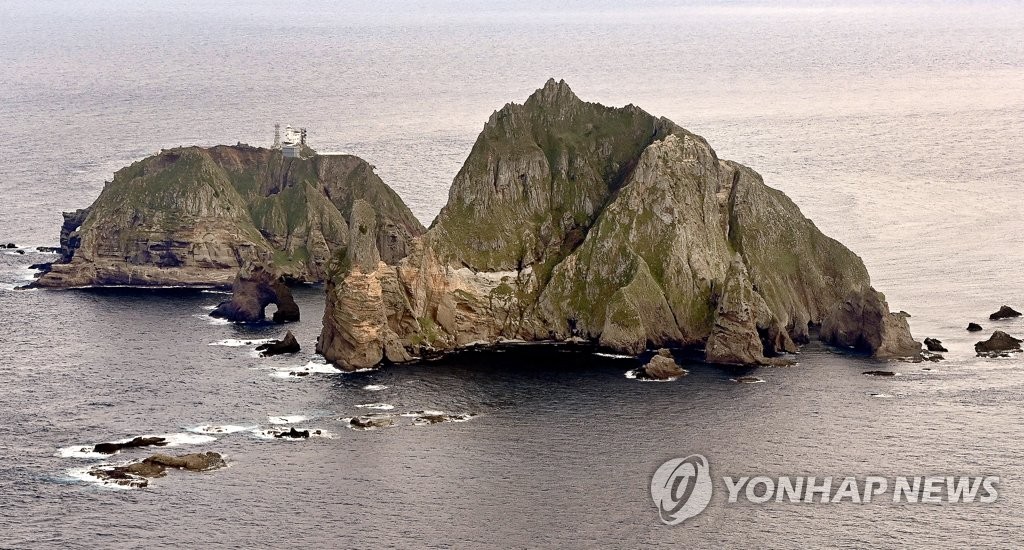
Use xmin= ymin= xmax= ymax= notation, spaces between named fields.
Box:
xmin=525 ymin=78 xmax=580 ymax=107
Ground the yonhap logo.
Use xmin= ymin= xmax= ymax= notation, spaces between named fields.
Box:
xmin=650 ymin=454 xmax=713 ymax=525
xmin=650 ymin=455 xmax=999 ymax=526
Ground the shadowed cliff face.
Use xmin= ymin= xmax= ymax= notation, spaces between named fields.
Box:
xmin=34 ymin=146 xmax=424 ymax=288
xmin=318 ymin=79 xmax=919 ymax=369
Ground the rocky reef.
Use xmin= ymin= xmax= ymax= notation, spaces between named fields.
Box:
xmin=318 ymin=79 xmax=919 ymax=369
xmin=33 ymin=145 xmax=424 ymax=288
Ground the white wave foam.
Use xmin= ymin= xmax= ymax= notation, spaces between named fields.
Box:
xmin=56 ymin=432 xmax=214 ymax=460
xmin=270 ymin=361 xmax=343 ymax=379
xmin=251 ymin=427 xmax=333 ymax=440
xmin=362 ymin=384 xmax=388 ymax=391
xmin=201 ymin=304 xmax=217 ymax=311
xmin=595 ymin=352 xmax=634 ymax=359
xmin=268 ymin=415 xmax=308 ymax=425
xmin=355 ymin=403 xmax=394 ymax=410
xmin=208 ymin=338 xmax=275 ymax=347
xmin=200 ymin=289 xmax=231 ymax=295
xmin=155 ymin=432 xmax=217 ymax=446
xmin=187 ymin=424 xmax=255 ymax=435
xmin=730 ymin=377 xmax=765 ymax=384
xmin=57 ymin=445 xmax=107 ymax=460
xmin=399 ymin=410 xmax=445 ymax=417
xmin=194 ymin=313 xmax=230 ymax=326
xmin=624 ymin=369 xmax=682 ymax=382
xmin=66 ymin=466 xmax=140 ymax=490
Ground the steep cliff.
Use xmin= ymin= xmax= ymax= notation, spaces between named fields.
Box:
xmin=318 ymin=79 xmax=919 ymax=369
xmin=34 ymin=145 xmax=424 ymax=288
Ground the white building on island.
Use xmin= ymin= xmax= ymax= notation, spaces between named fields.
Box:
xmin=272 ymin=124 xmax=307 ymax=158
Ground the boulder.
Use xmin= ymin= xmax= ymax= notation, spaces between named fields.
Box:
xmin=210 ymin=265 xmax=300 ymax=324
xmin=989 ymin=305 xmax=1022 ymax=320
xmin=820 ymin=288 xmax=921 ymax=359
xmin=93 ymin=436 xmax=168 ymax=455
xmin=967 ymin=322 xmax=984 ymax=332
xmin=255 ymin=330 xmax=300 ymax=357
xmin=638 ymin=352 xmax=687 ymax=380
xmin=3 ymin=243 xmax=16 ymax=248
xmin=975 ymin=331 xmax=1022 ymax=357
xmin=923 ymin=338 xmax=948 ymax=352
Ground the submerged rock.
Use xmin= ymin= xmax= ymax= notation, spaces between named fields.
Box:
xmin=349 ymin=416 xmax=394 ymax=429
xmin=923 ymin=338 xmax=948 ymax=352
xmin=33 ymin=146 xmax=424 ymax=288
xmin=88 ymin=452 xmax=226 ymax=487
xmin=863 ymin=370 xmax=897 ymax=377
xmin=989 ymin=305 xmax=1022 ymax=321
xmin=3 ymin=243 xmax=16 ymax=249
xmin=210 ymin=265 xmax=300 ymax=323
xmin=318 ymin=80 xmax=918 ymax=370
xmin=731 ymin=376 xmax=764 ymax=384
xmin=256 ymin=330 xmax=301 ymax=357
xmin=820 ymin=288 xmax=921 ymax=359
xmin=975 ymin=331 xmax=1022 ymax=357
xmin=967 ymin=322 xmax=984 ymax=332
xmin=92 ymin=436 xmax=168 ymax=455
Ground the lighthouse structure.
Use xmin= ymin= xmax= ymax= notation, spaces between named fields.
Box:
xmin=273 ymin=124 xmax=306 ymax=158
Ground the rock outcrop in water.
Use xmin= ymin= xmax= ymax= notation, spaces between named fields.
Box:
xmin=989 ymin=305 xmax=1022 ymax=320
xmin=210 ymin=265 xmax=300 ymax=323
xmin=33 ymin=145 xmax=424 ymax=288
xmin=975 ymin=330 xmax=1022 ymax=357
xmin=318 ymin=79 xmax=919 ymax=369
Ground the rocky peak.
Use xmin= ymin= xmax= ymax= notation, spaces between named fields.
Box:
xmin=524 ymin=78 xmax=580 ymax=109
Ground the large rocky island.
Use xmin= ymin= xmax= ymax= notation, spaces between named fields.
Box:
xmin=34 ymin=79 xmax=920 ymax=367
xmin=317 ymin=80 xmax=920 ymax=368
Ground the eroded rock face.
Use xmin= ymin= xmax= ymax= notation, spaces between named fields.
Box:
xmin=210 ymin=265 xmax=300 ymax=324
xmin=318 ymin=80 xmax=918 ymax=368
xmin=975 ymin=331 xmax=1022 ymax=357
xmin=34 ymin=146 xmax=424 ymax=288
xmin=820 ymin=288 xmax=922 ymax=358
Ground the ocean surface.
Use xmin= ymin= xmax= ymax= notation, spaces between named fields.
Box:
xmin=1 ymin=1 xmax=1023 ymax=547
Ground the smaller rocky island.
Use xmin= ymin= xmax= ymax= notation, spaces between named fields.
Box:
xmin=32 ymin=142 xmax=423 ymax=288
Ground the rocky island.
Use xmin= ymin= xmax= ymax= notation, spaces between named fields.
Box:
xmin=33 ymin=145 xmax=424 ymax=288
xmin=317 ymin=79 xmax=920 ymax=368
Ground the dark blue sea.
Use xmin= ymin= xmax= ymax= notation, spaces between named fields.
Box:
xmin=1 ymin=1 xmax=1022 ymax=547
